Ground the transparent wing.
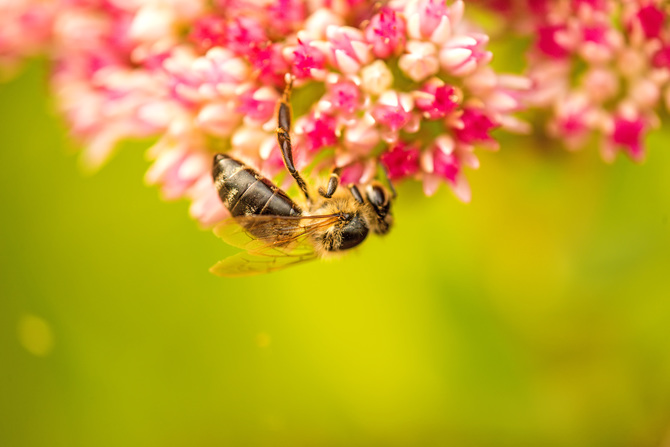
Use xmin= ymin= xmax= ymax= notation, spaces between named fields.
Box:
xmin=210 ymin=214 xmax=340 ymax=277
xmin=213 ymin=214 xmax=340 ymax=251
xmin=209 ymin=246 xmax=319 ymax=277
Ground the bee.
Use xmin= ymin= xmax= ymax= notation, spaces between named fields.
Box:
xmin=210 ymin=78 xmax=395 ymax=277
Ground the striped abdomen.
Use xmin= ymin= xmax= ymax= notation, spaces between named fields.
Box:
xmin=212 ymin=154 xmax=302 ymax=217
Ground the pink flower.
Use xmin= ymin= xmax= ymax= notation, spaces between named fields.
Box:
xmin=439 ymin=34 xmax=492 ymax=76
xmin=247 ymin=43 xmax=289 ymax=86
xmin=290 ymin=39 xmax=326 ymax=79
xmin=433 ymin=147 xmax=460 ymax=185
xmin=299 ymin=113 xmax=338 ymax=152
xmin=420 ymin=135 xmax=473 ymax=201
xmin=323 ymin=76 xmax=361 ymax=115
xmin=652 ymin=44 xmax=670 ymax=68
xmin=634 ymin=4 xmax=665 ymax=39
xmin=372 ymin=93 xmax=413 ymax=134
xmin=380 ymin=143 xmax=420 ymax=180
xmin=415 ymin=82 xmax=459 ymax=119
xmin=537 ymin=25 xmax=570 ymax=58
xmin=454 ymin=108 xmax=498 ymax=145
xmin=267 ymin=0 xmax=307 ymax=35
xmin=189 ymin=15 xmax=227 ymax=51
xmin=610 ymin=115 xmax=646 ymax=161
xmin=225 ymin=17 xmax=267 ymax=55
xmin=407 ymin=0 xmax=451 ymax=40
xmin=325 ymin=25 xmax=371 ymax=74
xmin=365 ymin=9 xmax=407 ymax=59
xmin=236 ymin=87 xmax=277 ymax=123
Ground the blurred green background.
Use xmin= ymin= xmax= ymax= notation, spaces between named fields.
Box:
xmin=2 ymin=62 xmax=670 ymax=447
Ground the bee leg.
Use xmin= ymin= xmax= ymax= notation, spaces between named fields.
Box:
xmin=380 ymin=162 xmax=397 ymax=198
xmin=277 ymin=76 xmax=311 ymax=202
xmin=318 ymin=167 xmax=342 ymax=198
xmin=348 ymin=184 xmax=365 ymax=204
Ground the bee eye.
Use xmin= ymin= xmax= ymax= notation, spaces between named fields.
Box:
xmin=366 ymin=185 xmax=387 ymax=209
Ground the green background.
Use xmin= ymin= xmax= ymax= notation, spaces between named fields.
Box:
xmin=2 ymin=62 xmax=670 ymax=447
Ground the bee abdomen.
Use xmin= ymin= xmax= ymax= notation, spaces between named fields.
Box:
xmin=212 ymin=154 xmax=302 ymax=217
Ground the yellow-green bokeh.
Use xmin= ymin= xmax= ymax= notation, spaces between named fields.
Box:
xmin=1 ymin=62 xmax=670 ymax=447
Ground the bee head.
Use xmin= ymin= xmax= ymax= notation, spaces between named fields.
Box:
xmin=336 ymin=213 xmax=370 ymax=250
xmin=364 ymin=182 xmax=393 ymax=235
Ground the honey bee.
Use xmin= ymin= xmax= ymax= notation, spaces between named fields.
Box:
xmin=210 ymin=78 xmax=395 ymax=277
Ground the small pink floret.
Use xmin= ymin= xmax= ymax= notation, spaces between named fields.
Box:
xmin=582 ymin=25 xmax=608 ymax=45
xmin=189 ymin=15 xmax=227 ymax=51
xmin=417 ymin=0 xmax=449 ymax=37
xmin=432 ymin=148 xmax=460 ymax=184
xmin=327 ymin=26 xmax=367 ymax=66
xmin=455 ymin=108 xmax=498 ymax=144
xmin=537 ymin=24 xmax=570 ymax=58
xmin=248 ymin=44 xmax=288 ymax=86
xmin=237 ymin=89 xmax=275 ymax=122
xmin=372 ymin=103 xmax=412 ymax=133
xmin=225 ymin=17 xmax=267 ymax=54
xmin=652 ymin=45 xmax=670 ymax=68
xmin=328 ymin=80 xmax=360 ymax=115
xmin=558 ymin=113 xmax=587 ymax=137
xmin=303 ymin=114 xmax=338 ymax=152
xmin=415 ymin=84 xmax=458 ymax=119
xmin=380 ymin=143 xmax=420 ymax=179
xmin=636 ymin=4 xmax=666 ymax=39
xmin=611 ymin=116 xmax=645 ymax=160
xmin=365 ymin=9 xmax=406 ymax=59
xmin=267 ymin=0 xmax=306 ymax=34
xmin=292 ymin=40 xmax=325 ymax=79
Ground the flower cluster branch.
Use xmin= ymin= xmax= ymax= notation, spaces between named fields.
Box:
xmin=2 ymin=0 xmax=667 ymax=227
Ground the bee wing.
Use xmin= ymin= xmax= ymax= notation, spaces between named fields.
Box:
xmin=209 ymin=246 xmax=319 ymax=277
xmin=213 ymin=214 xmax=340 ymax=252
xmin=210 ymin=214 xmax=340 ymax=277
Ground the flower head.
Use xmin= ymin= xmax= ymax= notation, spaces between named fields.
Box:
xmin=2 ymin=0 xmax=528 ymax=226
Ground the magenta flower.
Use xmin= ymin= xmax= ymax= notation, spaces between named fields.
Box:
xmin=636 ymin=4 xmax=665 ymax=39
xmin=606 ymin=114 xmax=647 ymax=162
xmin=289 ymin=39 xmax=327 ymax=79
xmin=454 ymin=108 xmax=498 ymax=146
xmin=415 ymin=82 xmax=460 ymax=119
xmin=298 ymin=113 xmax=339 ymax=152
xmin=380 ymin=142 xmax=421 ymax=180
xmin=365 ymin=8 xmax=407 ymax=59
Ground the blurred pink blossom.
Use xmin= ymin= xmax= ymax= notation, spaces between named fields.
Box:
xmin=0 ymin=0 xmax=55 ymax=75
xmin=474 ymin=0 xmax=670 ymax=161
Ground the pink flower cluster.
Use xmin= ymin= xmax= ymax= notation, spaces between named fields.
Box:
xmin=475 ymin=0 xmax=670 ymax=161
xmin=0 ymin=0 xmax=54 ymax=75
xmin=1 ymin=0 xmax=527 ymax=226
